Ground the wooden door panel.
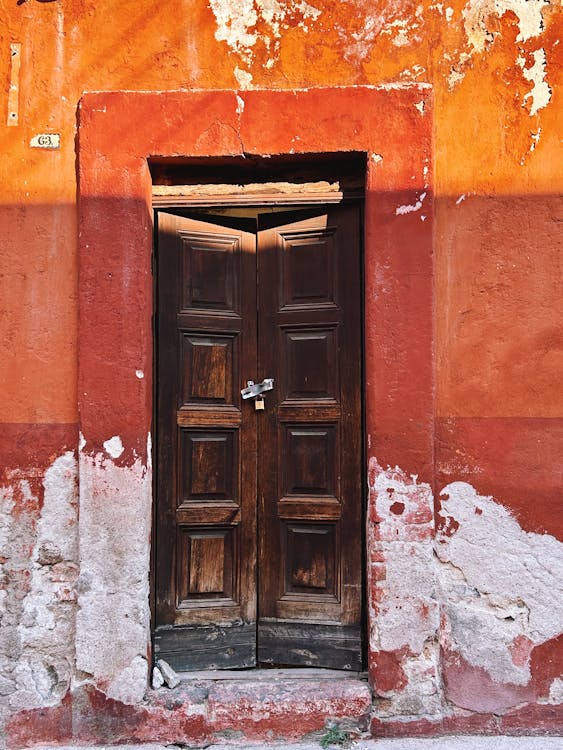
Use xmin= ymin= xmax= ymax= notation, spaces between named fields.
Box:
xmin=155 ymin=212 xmax=257 ymax=670
xmin=177 ymin=526 xmax=236 ymax=602
xmin=180 ymin=429 xmax=237 ymax=502
xmin=279 ymin=227 xmax=338 ymax=308
xmin=282 ymin=425 xmax=337 ymax=496
xmin=283 ymin=328 xmax=339 ymax=401
xmin=155 ymin=204 xmax=363 ymax=672
xmin=181 ymin=333 xmax=236 ymax=405
xmin=284 ymin=523 xmax=337 ymax=595
xmin=183 ymin=232 xmax=239 ymax=312
xmin=257 ymin=204 xmax=362 ymax=670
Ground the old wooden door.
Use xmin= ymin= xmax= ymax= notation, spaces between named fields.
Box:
xmin=154 ymin=203 xmax=362 ymax=671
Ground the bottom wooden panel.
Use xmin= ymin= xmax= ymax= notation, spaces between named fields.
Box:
xmin=257 ymin=620 xmax=362 ymax=671
xmin=154 ymin=622 xmax=256 ymax=671
xmin=177 ymin=525 xmax=237 ymax=606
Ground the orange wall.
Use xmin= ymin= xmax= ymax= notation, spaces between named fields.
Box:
xmin=1 ymin=0 xmax=561 ymax=420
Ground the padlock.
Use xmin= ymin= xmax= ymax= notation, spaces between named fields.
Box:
xmin=254 ymin=395 xmax=265 ymax=410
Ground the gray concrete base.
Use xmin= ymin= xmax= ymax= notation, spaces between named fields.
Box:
xmin=208 ymin=739 xmax=563 ymax=750
xmin=28 ymin=737 xmax=563 ymax=750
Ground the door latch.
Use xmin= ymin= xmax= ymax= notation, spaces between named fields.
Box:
xmin=241 ymin=378 xmax=274 ymax=400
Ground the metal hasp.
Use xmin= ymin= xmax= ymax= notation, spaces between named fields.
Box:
xmin=241 ymin=378 xmax=274 ymax=400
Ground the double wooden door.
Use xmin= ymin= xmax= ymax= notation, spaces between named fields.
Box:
xmin=154 ymin=203 xmax=363 ymax=671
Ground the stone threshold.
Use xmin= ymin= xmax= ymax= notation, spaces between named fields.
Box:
xmin=145 ymin=672 xmax=374 ymax=743
xmin=7 ymin=674 xmax=373 ymax=748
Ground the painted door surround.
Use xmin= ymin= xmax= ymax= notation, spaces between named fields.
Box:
xmin=77 ymin=87 xmax=433 ymax=705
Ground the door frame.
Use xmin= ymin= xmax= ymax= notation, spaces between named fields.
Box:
xmin=77 ymin=86 xmax=434 ymax=704
xmin=152 ymin=194 xmax=366 ymax=670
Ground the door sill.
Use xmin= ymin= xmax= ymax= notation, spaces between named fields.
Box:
xmin=176 ymin=667 xmax=368 ymax=681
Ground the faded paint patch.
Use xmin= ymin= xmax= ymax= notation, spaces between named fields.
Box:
xmin=338 ymin=5 xmax=423 ymax=64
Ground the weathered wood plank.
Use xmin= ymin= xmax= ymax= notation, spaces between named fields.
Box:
xmin=175 ymin=503 xmax=241 ymax=526
xmin=258 ymin=620 xmax=362 ymax=671
xmin=177 ymin=406 xmax=242 ymax=427
xmin=154 ymin=622 xmax=256 ymax=671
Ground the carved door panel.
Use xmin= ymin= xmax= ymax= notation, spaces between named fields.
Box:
xmin=154 ymin=212 xmax=258 ymax=670
xmin=154 ymin=204 xmax=362 ymax=671
xmin=257 ymin=206 xmax=363 ymax=670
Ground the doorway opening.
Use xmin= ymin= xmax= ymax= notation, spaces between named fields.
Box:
xmin=151 ymin=154 xmax=366 ymax=673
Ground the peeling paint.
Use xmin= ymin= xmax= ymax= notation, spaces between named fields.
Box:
xmin=446 ymin=0 xmax=554 ymax=117
xmin=437 ymin=482 xmax=563 ymax=687
xmin=529 ymin=128 xmax=541 ymax=152
xmin=7 ymin=44 xmax=21 ymax=127
xmin=399 ymin=64 xmax=428 ymax=82
xmin=368 ymin=459 xmax=563 ymax=720
xmin=396 ymin=191 xmax=427 ymax=215
xmin=103 ymin=435 xmax=124 ymax=460
xmin=547 ymin=678 xmax=563 ymax=704
xmin=208 ymin=0 xmax=258 ymax=61
xmin=234 ymin=66 xmax=253 ymax=89
xmin=463 ymin=0 xmax=549 ymax=54
xmin=0 ymin=452 xmax=78 ymax=717
xmin=76 ymin=440 xmax=152 ymax=704
xmin=518 ymin=48 xmax=552 ymax=116
xmin=446 ymin=52 xmax=472 ymax=90
xmin=367 ymin=460 xmax=442 ymax=718
xmin=209 ymin=0 xmax=321 ymax=70
xmin=0 ymin=0 xmax=561 ymax=739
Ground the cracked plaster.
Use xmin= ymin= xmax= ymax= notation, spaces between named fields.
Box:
xmin=76 ymin=438 xmax=152 ymax=705
xmin=369 ymin=461 xmax=563 ymax=719
xmin=437 ymin=481 xmax=563 ymax=685
xmin=0 ymin=452 xmax=78 ymax=719
xmin=1 ymin=448 xmax=561 ymax=727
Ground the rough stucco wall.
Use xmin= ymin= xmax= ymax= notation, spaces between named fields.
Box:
xmin=76 ymin=437 xmax=152 ymax=705
xmin=0 ymin=429 xmax=77 ymax=730
xmin=368 ymin=460 xmax=563 ymax=731
xmin=0 ymin=0 xmax=561 ymax=742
